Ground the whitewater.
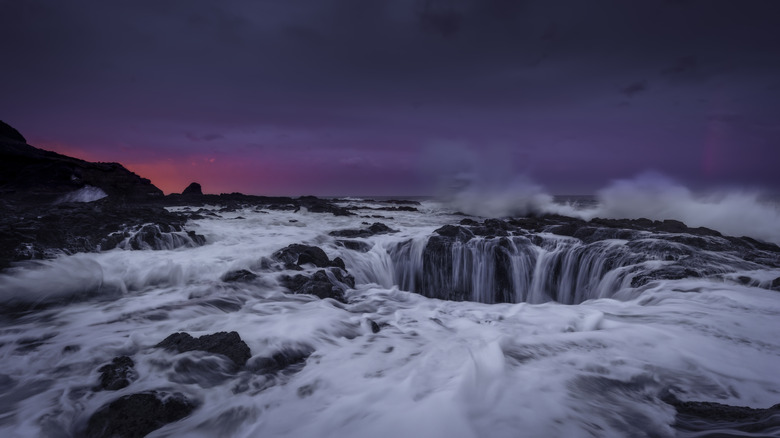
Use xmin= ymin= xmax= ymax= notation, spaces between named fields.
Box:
xmin=1 ymin=196 xmax=779 ymax=437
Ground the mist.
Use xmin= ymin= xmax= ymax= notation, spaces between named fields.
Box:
xmin=437 ymin=164 xmax=780 ymax=245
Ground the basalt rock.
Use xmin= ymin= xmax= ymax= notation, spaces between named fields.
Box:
xmin=84 ymin=391 xmax=196 ymax=438
xmin=0 ymin=120 xmax=26 ymax=143
xmin=663 ymin=393 xmax=780 ymax=435
xmin=280 ymin=268 xmax=355 ymax=303
xmin=221 ymin=269 xmax=258 ymax=282
xmin=97 ymin=356 xmax=137 ymax=391
xmin=181 ymin=182 xmax=203 ymax=196
xmin=272 ymin=244 xmax=344 ymax=270
xmin=249 ymin=346 xmax=313 ymax=375
xmin=390 ymin=215 xmax=780 ymax=304
xmin=297 ymin=196 xmax=353 ymax=216
xmin=155 ymin=331 xmax=252 ymax=368
xmin=0 ymin=125 xmax=163 ymax=204
xmin=0 ymin=199 xmax=203 ymax=270
xmin=336 ymin=240 xmax=373 ymax=253
xmin=329 ymin=222 xmax=398 ymax=238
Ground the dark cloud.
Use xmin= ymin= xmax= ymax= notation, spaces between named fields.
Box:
xmin=419 ymin=1 xmax=463 ymax=37
xmin=621 ymin=81 xmax=649 ymax=97
xmin=1 ymin=0 xmax=778 ymax=194
xmin=663 ymin=55 xmax=699 ymax=75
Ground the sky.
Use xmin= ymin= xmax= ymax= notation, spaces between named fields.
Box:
xmin=1 ymin=0 xmax=779 ymax=196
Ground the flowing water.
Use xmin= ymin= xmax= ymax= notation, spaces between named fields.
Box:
xmin=0 ymin=199 xmax=779 ymax=437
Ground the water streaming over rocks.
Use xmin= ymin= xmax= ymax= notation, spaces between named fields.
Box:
xmin=0 ymin=198 xmax=779 ymax=437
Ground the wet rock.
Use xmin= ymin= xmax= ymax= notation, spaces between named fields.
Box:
xmin=181 ymin=182 xmax=202 ymax=196
xmin=280 ymin=268 xmax=354 ymax=303
xmin=187 ymin=230 xmax=207 ymax=246
xmin=97 ymin=356 xmax=137 ymax=391
xmin=155 ymin=331 xmax=252 ymax=368
xmin=297 ymin=196 xmax=353 ymax=216
xmin=0 ymin=199 xmax=203 ymax=270
xmin=459 ymin=218 xmax=480 ymax=226
xmin=272 ymin=244 xmax=342 ymax=270
xmin=107 ymin=223 xmax=205 ymax=251
xmin=369 ymin=320 xmax=381 ymax=333
xmin=329 ymin=222 xmax=398 ymax=238
xmin=85 ymin=391 xmax=195 ymax=438
xmin=250 ymin=346 xmax=313 ymax=375
xmin=221 ymin=269 xmax=258 ymax=282
xmin=336 ymin=239 xmax=373 ymax=252
xmin=0 ymin=131 xmax=163 ymax=204
xmin=663 ymin=393 xmax=780 ymax=435
xmin=433 ymin=225 xmax=474 ymax=242
xmin=331 ymin=256 xmax=346 ymax=270
xmin=373 ymin=205 xmax=418 ymax=212
xmin=772 ymin=277 xmax=780 ymax=291
xmin=630 ymin=266 xmax=703 ymax=287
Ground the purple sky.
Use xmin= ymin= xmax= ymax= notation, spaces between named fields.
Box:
xmin=2 ymin=0 xmax=779 ymax=195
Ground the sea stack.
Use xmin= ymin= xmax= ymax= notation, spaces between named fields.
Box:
xmin=182 ymin=182 xmax=203 ymax=196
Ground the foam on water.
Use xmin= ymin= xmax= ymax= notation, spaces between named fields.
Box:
xmin=441 ymin=172 xmax=780 ymax=245
xmin=588 ymin=173 xmax=780 ymax=244
xmin=0 ymin=202 xmax=779 ymax=437
xmin=54 ymin=185 xmax=108 ymax=204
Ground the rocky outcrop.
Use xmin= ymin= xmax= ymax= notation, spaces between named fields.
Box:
xmin=85 ymin=391 xmax=196 ymax=438
xmin=181 ymin=182 xmax=203 ymax=196
xmin=388 ymin=216 xmax=780 ymax=304
xmin=103 ymin=223 xmax=206 ymax=251
xmin=249 ymin=346 xmax=313 ymax=375
xmin=336 ymin=240 xmax=373 ymax=252
xmin=280 ymin=268 xmax=355 ymax=303
xmin=0 ymin=120 xmax=26 ymax=143
xmin=164 ymin=193 xmax=356 ymax=216
xmin=272 ymin=244 xmax=345 ymax=270
xmin=221 ymin=269 xmax=258 ymax=282
xmin=329 ymin=222 xmax=398 ymax=238
xmin=663 ymin=393 xmax=780 ymax=435
xmin=0 ymin=124 xmax=163 ymax=203
xmin=0 ymin=199 xmax=205 ymax=270
xmin=155 ymin=331 xmax=252 ymax=368
xmin=97 ymin=356 xmax=137 ymax=391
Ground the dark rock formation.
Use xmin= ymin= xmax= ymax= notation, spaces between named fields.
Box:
xmin=0 ymin=199 xmax=205 ymax=270
xmin=280 ymin=268 xmax=355 ymax=303
xmin=272 ymin=244 xmax=344 ymax=270
xmin=0 ymin=120 xmax=26 ymax=143
xmin=344 ymin=199 xmax=420 ymax=212
xmin=389 ymin=216 xmax=780 ymax=304
xmin=296 ymin=196 xmax=353 ymax=216
xmin=336 ymin=240 xmax=373 ymax=252
xmin=97 ymin=356 xmax=137 ymax=391
xmin=663 ymin=393 xmax=780 ymax=435
xmin=221 ymin=269 xmax=258 ymax=282
xmin=155 ymin=331 xmax=252 ymax=368
xmin=163 ymin=193 xmax=356 ymax=218
xmin=84 ymin=391 xmax=195 ymax=438
xmin=104 ymin=223 xmax=206 ymax=251
xmin=250 ymin=346 xmax=313 ymax=375
xmin=181 ymin=182 xmax=202 ymax=196
xmin=329 ymin=222 xmax=399 ymax=238
xmin=373 ymin=205 xmax=418 ymax=212
xmin=0 ymin=125 xmax=163 ymax=203
xmin=433 ymin=224 xmax=474 ymax=242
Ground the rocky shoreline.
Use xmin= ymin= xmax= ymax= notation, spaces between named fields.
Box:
xmin=3 ymin=121 xmax=780 ymax=437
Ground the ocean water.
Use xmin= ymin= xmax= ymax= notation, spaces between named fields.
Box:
xmin=0 ymin=198 xmax=779 ymax=437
